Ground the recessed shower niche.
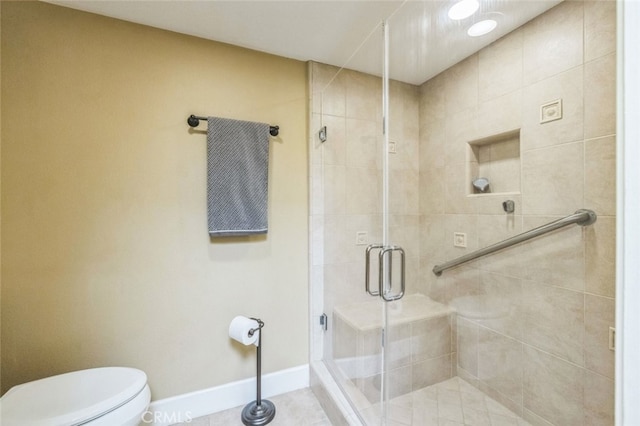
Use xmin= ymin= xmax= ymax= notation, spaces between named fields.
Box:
xmin=468 ymin=129 xmax=521 ymax=195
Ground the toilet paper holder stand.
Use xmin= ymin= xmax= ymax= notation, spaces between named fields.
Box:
xmin=242 ymin=318 xmax=276 ymax=426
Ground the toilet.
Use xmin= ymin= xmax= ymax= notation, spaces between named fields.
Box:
xmin=0 ymin=367 xmax=151 ymax=426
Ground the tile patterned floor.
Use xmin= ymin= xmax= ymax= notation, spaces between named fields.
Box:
xmin=173 ymin=388 xmax=331 ymax=426
xmin=360 ymin=377 xmax=531 ymax=426
xmin=176 ymin=378 xmax=530 ymax=425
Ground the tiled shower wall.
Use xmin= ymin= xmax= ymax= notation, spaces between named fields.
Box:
xmin=309 ymin=63 xmax=421 ymax=361
xmin=419 ymin=1 xmax=616 ymax=425
xmin=310 ymin=1 xmax=616 ymax=425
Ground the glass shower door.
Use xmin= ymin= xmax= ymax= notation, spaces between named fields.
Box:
xmin=313 ymin=17 xmax=410 ymax=424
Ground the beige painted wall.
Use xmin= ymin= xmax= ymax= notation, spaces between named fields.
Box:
xmin=1 ymin=1 xmax=308 ymax=399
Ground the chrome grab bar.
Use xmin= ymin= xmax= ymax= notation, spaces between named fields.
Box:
xmin=432 ymin=209 xmax=597 ymax=276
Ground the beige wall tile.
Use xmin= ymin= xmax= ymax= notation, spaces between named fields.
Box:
xmin=322 ymin=114 xmax=346 ymax=166
xmin=477 ymin=272 xmax=523 ymax=341
xmin=522 ymin=1 xmax=584 ymax=85
xmin=346 ymin=70 xmax=381 ymax=121
xmin=390 ymin=81 xmax=407 ymax=142
xmin=312 ymin=62 xmax=346 ymax=116
xmin=584 ymin=294 xmax=615 ymax=379
xmin=448 ymin=266 xmax=481 ymax=302
xmin=584 ymin=0 xmax=617 ymax=62
xmin=474 ymin=376 xmax=524 ymax=417
xmin=523 ymin=345 xmax=584 ymax=426
xmin=584 ymin=370 xmax=614 ymax=426
xmin=389 ymin=365 xmax=413 ymax=398
xmin=346 ymin=168 xmax=381 ymax=215
xmin=311 ymin=113 xmax=323 ymax=165
xmin=389 ymin=169 xmax=419 ymax=215
xmin=422 ymin=257 xmax=448 ymax=303
xmin=445 ymin=54 xmax=479 ymax=115
xmin=412 ymin=354 xmax=452 ymax=391
xmin=311 ymin=164 xmax=325 ymax=216
xmin=333 ymin=316 xmax=358 ymax=359
xmin=585 ymin=136 xmax=616 ymax=216
xmin=521 ymin=66 xmax=584 ymax=151
xmin=585 ymin=216 xmax=616 ymax=297
xmin=389 ymin=215 xmax=420 ymax=262
xmin=419 ymin=167 xmax=446 ymax=215
xmin=404 ymin=255 xmax=421 ymax=295
xmin=584 ymin=53 xmax=616 ymax=139
xmin=522 ymin=281 xmax=585 ymax=366
xmin=486 ymin=136 xmax=521 ymax=194
xmin=477 ymin=214 xmax=523 ymax=249
xmin=420 ymin=119 xmax=446 ymax=170
xmin=324 ymin=214 xmax=349 ymax=265
xmin=522 ymin=408 xmax=555 ymax=426
xmin=457 ymin=317 xmax=479 ymax=376
xmin=345 ymin=214 xmax=382 ymax=264
xmin=411 ymin=316 xmax=451 ymax=362
xmin=311 ymin=215 xmax=324 ymax=265
xmin=446 ymin=107 xmax=478 ymax=166
xmin=420 ymin=73 xmax=446 ymax=125
xmin=519 ymin=216 xmax=586 ymax=291
xmin=482 ymin=245 xmax=528 ymax=280
xmin=403 ymin=85 xmax=420 ymax=141
xmin=420 ymin=214 xmax=447 ymax=262
xmin=479 ymin=28 xmax=524 ymax=102
xmin=477 ymin=328 xmax=523 ymax=403
xmin=477 ymin=90 xmax=523 ymax=141
xmin=445 ymin=163 xmax=478 ymax=214
xmin=323 ymin=165 xmax=346 ymax=215
xmin=387 ymin=322 xmax=412 ymax=369
xmin=346 ymin=118 xmax=380 ymax=169
xmin=521 ymin=142 xmax=584 ymax=215
xmin=323 ymin=264 xmax=349 ymax=318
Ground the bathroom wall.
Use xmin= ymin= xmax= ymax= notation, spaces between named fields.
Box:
xmin=1 ymin=1 xmax=308 ymax=399
xmin=419 ymin=1 xmax=616 ymax=425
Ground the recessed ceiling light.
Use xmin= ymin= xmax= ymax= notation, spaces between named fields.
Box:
xmin=467 ymin=19 xmax=497 ymax=37
xmin=448 ymin=0 xmax=479 ymax=20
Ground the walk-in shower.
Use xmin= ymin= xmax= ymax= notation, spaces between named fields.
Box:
xmin=310 ymin=1 xmax=617 ymax=424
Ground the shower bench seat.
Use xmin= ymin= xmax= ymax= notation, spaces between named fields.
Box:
xmin=332 ymin=294 xmax=456 ymax=403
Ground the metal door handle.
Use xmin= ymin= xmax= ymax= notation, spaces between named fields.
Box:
xmin=378 ymin=246 xmax=405 ymax=302
xmin=365 ymin=244 xmax=384 ymax=296
xmin=365 ymin=244 xmax=405 ymax=301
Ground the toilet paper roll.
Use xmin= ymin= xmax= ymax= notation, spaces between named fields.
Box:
xmin=229 ymin=316 xmax=260 ymax=346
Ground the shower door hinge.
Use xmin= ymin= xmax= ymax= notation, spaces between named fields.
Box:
xmin=320 ymin=313 xmax=328 ymax=331
xmin=318 ymin=126 xmax=327 ymax=143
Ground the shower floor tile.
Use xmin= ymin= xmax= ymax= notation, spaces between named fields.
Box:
xmin=360 ymin=377 xmax=531 ymax=426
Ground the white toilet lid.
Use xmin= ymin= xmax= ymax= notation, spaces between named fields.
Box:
xmin=0 ymin=367 xmax=148 ymax=426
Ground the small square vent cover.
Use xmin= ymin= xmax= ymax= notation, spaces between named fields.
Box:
xmin=540 ymin=99 xmax=563 ymax=124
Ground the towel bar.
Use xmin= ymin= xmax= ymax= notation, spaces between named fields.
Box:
xmin=187 ymin=115 xmax=279 ymax=137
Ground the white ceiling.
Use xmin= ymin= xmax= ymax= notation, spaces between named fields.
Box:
xmin=47 ymin=0 xmax=562 ymax=85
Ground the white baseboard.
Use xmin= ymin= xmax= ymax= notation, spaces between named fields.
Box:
xmin=143 ymin=364 xmax=309 ymax=425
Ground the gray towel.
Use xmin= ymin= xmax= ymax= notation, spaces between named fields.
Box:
xmin=207 ymin=117 xmax=270 ymax=237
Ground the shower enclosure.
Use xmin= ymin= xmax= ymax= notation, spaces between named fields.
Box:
xmin=310 ymin=1 xmax=617 ymax=424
